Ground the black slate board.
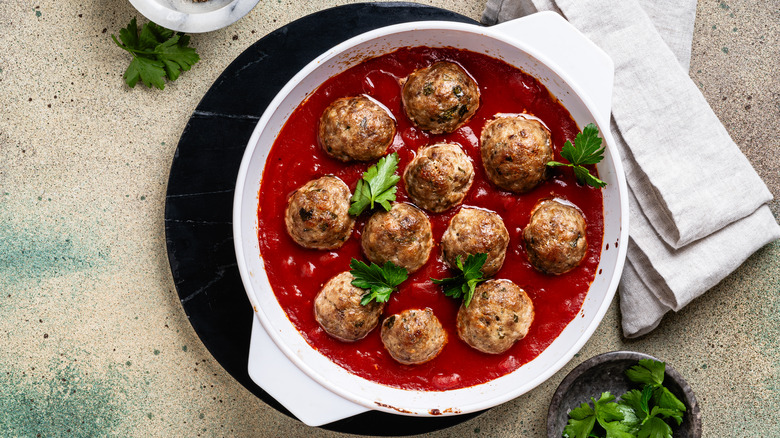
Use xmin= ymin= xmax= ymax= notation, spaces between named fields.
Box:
xmin=164 ymin=3 xmax=483 ymax=435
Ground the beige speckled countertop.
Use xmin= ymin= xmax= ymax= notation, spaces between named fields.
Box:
xmin=1 ymin=0 xmax=778 ymax=436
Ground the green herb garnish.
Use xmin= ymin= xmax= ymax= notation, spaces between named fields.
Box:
xmin=547 ymin=123 xmax=607 ymax=188
xmin=349 ymin=258 xmax=408 ymax=306
xmin=562 ymin=359 xmax=687 ymax=438
xmin=431 ymin=253 xmax=487 ymax=307
xmin=439 ymin=104 xmax=460 ymax=121
xmin=452 ymin=85 xmax=464 ymax=98
xmin=348 ymin=152 xmax=400 ymax=216
xmin=112 ymin=17 xmax=200 ymax=89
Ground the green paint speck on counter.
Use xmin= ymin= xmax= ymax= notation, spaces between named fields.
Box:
xmin=182 ymin=345 xmax=187 ymax=352
xmin=0 ymin=219 xmax=110 ymax=289
xmin=0 ymin=360 xmax=123 ymax=436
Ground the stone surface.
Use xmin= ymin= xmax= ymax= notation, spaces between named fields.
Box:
xmin=0 ymin=0 xmax=777 ymax=437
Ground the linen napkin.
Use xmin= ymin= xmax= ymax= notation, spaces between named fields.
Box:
xmin=483 ymin=0 xmax=780 ymax=337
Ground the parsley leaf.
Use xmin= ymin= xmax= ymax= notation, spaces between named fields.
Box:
xmin=547 ymin=123 xmax=607 ymax=188
xmin=649 ymin=406 xmax=684 ymax=427
xmin=112 ymin=17 xmax=200 ymax=89
xmin=615 ymin=403 xmax=640 ymax=429
xmin=562 ymin=401 xmax=596 ymax=438
xmin=601 ymin=419 xmax=636 ymax=438
xmin=124 ymin=56 xmax=166 ymax=90
xmin=626 ymin=359 xmax=665 ymax=387
xmin=652 ymin=386 xmax=686 ymax=418
xmin=637 ymin=416 xmax=673 ymax=438
xmin=563 ymin=393 xmax=632 ymax=438
xmin=349 ymin=258 xmax=408 ymax=305
xmin=561 ymin=359 xmax=688 ymax=438
xmin=431 ymin=253 xmax=487 ymax=307
xmin=348 ymin=152 xmax=401 ymax=216
xmin=620 ymin=388 xmax=652 ymax=422
xmin=593 ymin=393 xmax=624 ymax=424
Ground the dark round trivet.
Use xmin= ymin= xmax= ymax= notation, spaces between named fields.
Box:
xmin=164 ymin=3 xmax=483 ymax=435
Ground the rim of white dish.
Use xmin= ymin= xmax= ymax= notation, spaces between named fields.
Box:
xmin=128 ymin=0 xmax=260 ymax=33
xmin=233 ymin=19 xmax=629 ymax=416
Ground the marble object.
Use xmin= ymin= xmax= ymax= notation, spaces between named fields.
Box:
xmin=547 ymin=351 xmax=701 ymax=438
xmin=128 ymin=0 xmax=260 ymax=33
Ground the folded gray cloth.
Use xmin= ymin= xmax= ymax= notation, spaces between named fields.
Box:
xmin=483 ymin=0 xmax=780 ymax=337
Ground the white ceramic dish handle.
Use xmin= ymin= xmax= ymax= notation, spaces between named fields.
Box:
xmin=494 ymin=12 xmax=614 ymax=122
xmin=246 ymin=11 xmax=614 ymax=427
xmin=248 ymin=316 xmax=369 ymax=426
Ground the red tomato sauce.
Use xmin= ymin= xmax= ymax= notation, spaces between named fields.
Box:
xmin=256 ymin=47 xmax=603 ymax=391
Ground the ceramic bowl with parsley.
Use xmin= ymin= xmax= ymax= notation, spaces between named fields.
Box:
xmin=548 ymin=351 xmax=701 ymax=438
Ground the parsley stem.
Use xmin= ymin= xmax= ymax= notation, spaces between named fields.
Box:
xmin=111 ymin=35 xmax=158 ymax=56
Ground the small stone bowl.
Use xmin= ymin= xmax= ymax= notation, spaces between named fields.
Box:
xmin=547 ymin=351 xmax=701 ymax=438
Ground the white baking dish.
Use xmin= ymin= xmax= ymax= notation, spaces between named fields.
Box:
xmin=234 ymin=11 xmax=628 ymax=426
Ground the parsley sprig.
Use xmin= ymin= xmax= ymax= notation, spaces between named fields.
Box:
xmin=349 ymin=152 xmax=401 ymax=216
xmin=431 ymin=253 xmax=488 ymax=307
xmin=547 ymin=123 xmax=607 ymax=188
xmin=349 ymin=258 xmax=408 ymax=306
xmin=112 ymin=17 xmax=200 ymax=89
xmin=562 ymin=359 xmax=687 ymax=438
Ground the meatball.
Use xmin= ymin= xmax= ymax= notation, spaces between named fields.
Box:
xmin=314 ymin=271 xmax=385 ymax=342
xmin=403 ymin=143 xmax=474 ymax=213
xmin=441 ymin=207 xmax=509 ymax=277
xmin=381 ymin=308 xmax=447 ymax=365
xmin=480 ymin=115 xmax=553 ymax=193
xmin=318 ymin=96 xmax=396 ymax=162
xmin=285 ymin=176 xmax=355 ymax=249
xmin=456 ymin=279 xmax=534 ymax=354
xmin=523 ymin=199 xmax=587 ymax=275
xmin=361 ymin=203 xmax=433 ymax=273
xmin=401 ymin=61 xmax=480 ymax=134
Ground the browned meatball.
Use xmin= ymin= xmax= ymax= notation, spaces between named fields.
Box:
xmin=441 ymin=207 xmax=509 ymax=277
xmin=361 ymin=203 xmax=433 ymax=273
xmin=523 ymin=199 xmax=587 ymax=275
xmin=456 ymin=279 xmax=534 ymax=354
xmin=381 ymin=308 xmax=447 ymax=365
xmin=318 ymin=96 xmax=396 ymax=161
xmin=401 ymin=62 xmax=480 ymax=134
xmin=284 ymin=176 xmax=355 ymax=249
xmin=480 ymin=115 xmax=553 ymax=193
xmin=403 ymin=143 xmax=474 ymax=213
xmin=314 ymin=271 xmax=385 ymax=342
